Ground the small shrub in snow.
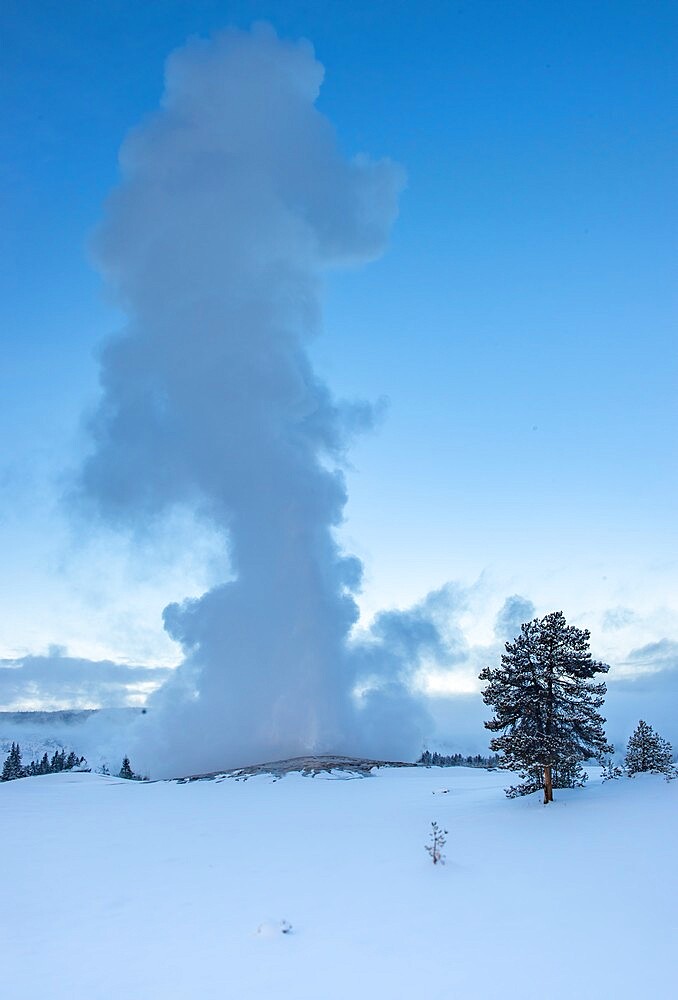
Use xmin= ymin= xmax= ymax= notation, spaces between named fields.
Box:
xmin=425 ymin=821 xmax=447 ymax=865
xmin=601 ymin=759 xmax=623 ymax=782
xmin=256 ymin=919 xmax=293 ymax=936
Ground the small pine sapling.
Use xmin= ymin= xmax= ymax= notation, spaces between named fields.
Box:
xmin=425 ymin=821 xmax=447 ymax=865
xmin=601 ymin=758 xmax=623 ymax=782
xmin=119 ymin=756 xmax=135 ymax=780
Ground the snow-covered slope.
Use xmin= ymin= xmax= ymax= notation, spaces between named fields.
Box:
xmin=2 ymin=766 xmax=676 ymax=999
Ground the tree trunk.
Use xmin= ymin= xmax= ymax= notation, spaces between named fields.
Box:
xmin=543 ymin=765 xmax=554 ymax=804
xmin=544 ymin=653 xmax=554 ymax=804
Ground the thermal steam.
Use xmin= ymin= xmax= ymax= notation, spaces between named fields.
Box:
xmin=82 ymin=25 xmax=436 ymax=776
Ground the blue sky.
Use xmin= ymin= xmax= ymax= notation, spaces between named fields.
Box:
xmin=1 ymin=1 xmax=676 ymax=711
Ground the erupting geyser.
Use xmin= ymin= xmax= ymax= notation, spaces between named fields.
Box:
xmin=82 ymin=24 xmax=433 ymax=776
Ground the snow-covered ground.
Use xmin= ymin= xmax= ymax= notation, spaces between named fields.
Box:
xmin=2 ymin=765 xmax=676 ymax=999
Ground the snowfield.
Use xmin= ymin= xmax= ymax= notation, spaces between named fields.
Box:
xmin=2 ymin=765 xmax=676 ymax=999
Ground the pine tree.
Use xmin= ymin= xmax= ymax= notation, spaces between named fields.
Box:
xmin=1 ymin=743 xmax=24 ymax=781
xmin=1 ymin=749 xmax=12 ymax=782
xmin=119 ymin=756 xmax=135 ymax=780
xmin=479 ymin=611 xmax=613 ymax=803
xmin=624 ymin=720 xmax=674 ymax=776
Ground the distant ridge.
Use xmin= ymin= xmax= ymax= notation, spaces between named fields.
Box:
xmin=0 ymin=708 xmax=143 ymax=726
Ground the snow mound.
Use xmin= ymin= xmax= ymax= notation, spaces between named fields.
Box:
xmin=256 ymin=919 xmax=293 ymax=938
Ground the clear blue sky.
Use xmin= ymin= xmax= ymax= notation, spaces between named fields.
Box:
xmin=1 ymin=1 xmax=676 ymax=698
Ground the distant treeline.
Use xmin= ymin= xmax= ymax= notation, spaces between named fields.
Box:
xmin=418 ymin=750 xmax=500 ymax=768
xmin=1 ymin=743 xmax=145 ymax=783
xmin=1 ymin=743 xmax=86 ymax=781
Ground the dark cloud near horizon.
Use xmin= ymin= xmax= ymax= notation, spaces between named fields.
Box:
xmin=0 ymin=653 xmax=169 ymax=709
xmin=588 ymin=640 xmax=678 ymax=755
xmin=622 ymin=638 xmax=678 ymax=672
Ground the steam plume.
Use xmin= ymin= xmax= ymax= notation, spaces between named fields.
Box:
xmin=82 ymin=25 xmax=418 ymax=775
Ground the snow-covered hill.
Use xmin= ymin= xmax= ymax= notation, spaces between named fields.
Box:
xmin=2 ymin=765 xmax=676 ymax=999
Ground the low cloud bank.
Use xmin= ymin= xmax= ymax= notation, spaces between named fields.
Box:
xmin=2 ymin=617 xmax=677 ymax=771
xmin=0 ymin=650 xmax=169 ymax=710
